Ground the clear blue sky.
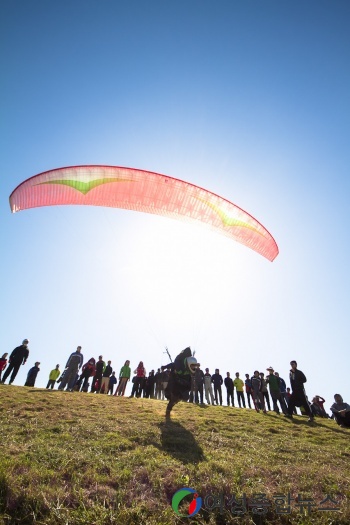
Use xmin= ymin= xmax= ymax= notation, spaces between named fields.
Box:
xmin=1 ymin=1 xmax=349 ymax=411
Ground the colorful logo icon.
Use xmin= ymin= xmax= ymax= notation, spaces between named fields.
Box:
xmin=172 ymin=487 xmax=203 ymax=517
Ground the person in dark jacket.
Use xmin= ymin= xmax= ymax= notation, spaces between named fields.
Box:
xmin=108 ymin=371 xmax=117 ymax=395
xmin=144 ymin=370 xmax=156 ymax=398
xmin=224 ymin=372 xmax=235 ymax=407
xmin=101 ymin=360 xmax=113 ymax=394
xmin=1 ymin=339 xmax=30 ymax=385
xmin=91 ymin=356 xmax=106 ymax=393
xmin=58 ymin=346 xmax=84 ymax=391
xmin=285 ymin=361 xmax=314 ymax=422
xmin=24 ymin=362 xmax=40 ymax=387
xmin=163 ymin=347 xmax=198 ymax=417
xmin=211 ymin=369 xmax=223 ymax=405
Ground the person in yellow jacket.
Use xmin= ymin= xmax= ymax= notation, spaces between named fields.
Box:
xmin=46 ymin=364 xmax=60 ymax=389
xmin=233 ymin=372 xmax=246 ymax=408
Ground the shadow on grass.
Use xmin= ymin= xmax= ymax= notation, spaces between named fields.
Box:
xmin=158 ymin=419 xmax=205 ymax=464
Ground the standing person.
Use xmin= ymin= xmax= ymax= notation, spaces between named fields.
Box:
xmin=233 ymin=372 xmax=246 ymax=408
xmin=154 ymin=368 xmax=162 ymax=399
xmin=285 ymin=361 xmax=314 ymax=422
xmin=24 ymin=362 xmax=40 ymax=387
xmin=251 ymin=370 xmax=266 ymax=413
xmin=194 ymin=366 xmax=204 ymax=404
xmin=128 ymin=376 xmax=138 ymax=398
xmin=161 ymin=368 xmax=170 ymax=400
xmin=330 ymin=394 xmax=350 ymax=428
xmin=58 ymin=346 xmax=84 ymax=392
xmin=145 ymin=370 xmax=156 ymax=398
xmin=134 ymin=361 xmax=146 ymax=398
xmin=1 ymin=339 xmax=30 ymax=385
xmin=108 ymin=372 xmax=117 ymax=395
xmin=101 ymin=360 xmax=113 ymax=394
xmin=0 ymin=353 xmax=9 ymax=382
xmin=265 ymin=366 xmax=287 ymax=414
xmin=259 ymin=372 xmax=271 ymax=411
xmin=91 ymin=356 xmax=106 ymax=393
xmin=274 ymin=372 xmax=288 ymax=405
xmin=224 ymin=372 xmax=234 ymax=407
xmin=244 ymin=373 xmax=253 ymax=409
xmin=212 ymin=369 xmax=223 ymax=406
xmin=76 ymin=358 xmax=96 ymax=392
xmin=115 ymin=360 xmax=131 ymax=396
xmin=46 ymin=364 xmax=61 ymax=389
xmin=204 ymin=368 xmax=215 ymax=405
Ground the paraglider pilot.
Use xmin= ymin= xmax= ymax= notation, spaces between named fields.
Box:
xmin=162 ymin=347 xmax=199 ymax=418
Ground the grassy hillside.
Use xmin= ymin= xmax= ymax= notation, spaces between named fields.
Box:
xmin=0 ymin=385 xmax=349 ymax=525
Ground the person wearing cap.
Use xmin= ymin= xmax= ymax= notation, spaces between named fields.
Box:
xmin=24 ymin=361 xmax=40 ymax=387
xmin=265 ymin=366 xmax=287 ymax=414
xmin=0 ymin=339 xmax=30 ymax=385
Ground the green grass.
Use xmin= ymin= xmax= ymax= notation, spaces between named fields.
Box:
xmin=0 ymin=386 xmax=349 ymax=524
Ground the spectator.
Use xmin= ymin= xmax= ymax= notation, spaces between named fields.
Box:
xmin=233 ymin=372 xmax=246 ymax=408
xmin=224 ymin=372 xmax=234 ymax=407
xmin=274 ymin=372 xmax=288 ymax=405
xmin=204 ymin=368 xmax=215 ymax=405
xmin=58 ymin=346 xmax=84 ymax=392
xmin=251 ymin=370 xmax=266 ymax=413
xmin=1 ymin=339 xmax=30 ymax=385
xmin=0 ymin=353 xmax=9 ymax=382
xmin=91 ymin=356 xmax=106 ymax=393
xmin=286 ymin=387 xmax=297 ymax=415
xmin=154 ymin=368 xmax=163 ymax=399
xmin=115 ymin=360 xmax=131 ymax=396
xmin=76 ymin=358 xmax=96 ymax=392
xmin=144 ymin=370 xmax=156 ymax=398
xmin=244 ymin=373 xmax=253 ymax=409
xmin=190 ymin=366 xmax=204 ymax=404
xmin=259 ymin=372 xmax=271 ymax=411
xmin=129 ymin=375 xmax=138 ymax=398
xmin=134 ymin=361 xmax=146 ymax=398
xmin=330 ymin=394 xmax=350 ymax=428
xmin=212 ymin=369 xmax=223 ymax=406
xmin=24 ymin=362 xmax=40 ymax=387
xmin=285 ymin=360 xmax=314 ymax=422
xmin=108 ymin=371 xmax=117 ymax=395
xmin=311 ymin=396 xmax=329 ymax=418
xmin=266 ymin=366 xmax=287 ymax=414
xmin=46 ymin=364 xmax=61 ymax=389
xmin=101 ymin=360 xmax=113 ymax=394
xmin=161 ymin=368 xmax=170 ymax=400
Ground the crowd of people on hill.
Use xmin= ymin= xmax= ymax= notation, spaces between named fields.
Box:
xmin=1 ymin=340 xmax=350 ymax=429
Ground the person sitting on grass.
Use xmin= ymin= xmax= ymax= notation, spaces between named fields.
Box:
xmin=330 ymin=394 xmax=350 ymax=428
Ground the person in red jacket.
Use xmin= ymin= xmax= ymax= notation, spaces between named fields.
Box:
xmin=77 ymin=358 xmax=96 ymax=392
xmin=0 ymin=353 xmax=8 ymax=382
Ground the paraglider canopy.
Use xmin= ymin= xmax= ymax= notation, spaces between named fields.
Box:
xmin=9 ymin=165 xmax=279 ymax=261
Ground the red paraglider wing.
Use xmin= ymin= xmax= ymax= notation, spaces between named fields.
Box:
xmin=9 ymin=165 xmax=279 ymax=261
